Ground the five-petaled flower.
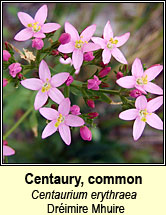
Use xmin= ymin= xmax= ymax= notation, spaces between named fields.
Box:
xmin=119 ymin=95 xmax=163 ymax=141
xmin=58 ymin=22 xmax=100 ymax=70
xmin=21 ymin=60 xmax=69 ymax=110
xmin=92 ymin=20 xmax=130 ymax=64
xmin=39 ymin=98 xmax=85 ymax=145
xmin=116 ymin=58 xmax=163 ymax=95
xmin=14 ymin=5 xmax=61 ymax=41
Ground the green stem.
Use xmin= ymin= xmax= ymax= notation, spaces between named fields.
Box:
xmin=3 ymin=106 xmax=33 ymax=140
xmin=97 ymin=89 xmax=120 ymax=95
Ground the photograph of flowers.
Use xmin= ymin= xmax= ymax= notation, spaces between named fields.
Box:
xmin=2 ymin=2 xmax=164 ymax=164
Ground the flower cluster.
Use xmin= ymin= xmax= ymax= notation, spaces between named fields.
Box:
xmin=3 ymin=4 xmax=163 ymax=161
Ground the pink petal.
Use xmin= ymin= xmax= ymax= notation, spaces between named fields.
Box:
xmin=39 ymin=60 xmax=51 ymax=82
xmin=72 ymin=49 xmax=83 ymax=70
xmin=133 ymin=117 xmax=146 ymax=141
xmin=144 ymin=82 xmax=163 ymax=95
xmin=119 ymin=109 xmax=138 ymax=120
xmin=39 ymin=107 xmax=59 ymax=120
xmin=131 ymin=58 xmax=144 ymax=78
xmin=144 ymin=65 xmax=163 ymax=81
xmin=112 ymin=47 xmax=128 ymax=64
xmin=51 ymin=73 xmax=69 ymax=87
xmin=135 ymin=95 xmax=147 ymax=110
xmin=102 ymin=48 xmax=111 ymax=64
xmin=80 ymin=24 xmax=96 ymax=42
xmin=65 ymin=22 xmax=79 ymax=41
xmin=58 ymin=98 xmax=71 ymax=116
xmin=14 ymin=28 xmax=33 ymax=41
xmin=135 ymin=84 xmax=147 ymax=94
xmin=17 ymin=12 xmax=34 ymax=27
xmin=59 ymin=124 xmax=71 ymax=145
xmin=34 ymin=4 xmax=47 ymax=24
xmin=33 ymin=32 xmax=46 ymax=38
xmin=103 ymin=20 xmax=113 ymax=41
xmin=21 ymin=78 xmax=43 ymax=90
xmin=34 ymin=90 xmax=48 ymax=110
xmin=3 ymin=145 xmax=15 ymax=156
xmin=58 ymin=42 xmax=75 ymax=53
xmin=83 ymin=43 xmax=100 ymax=53
xmin=65 ymin=114 xmax=85 ymax=127
xmin=147 ymin=96 xmax=163 ymax=113
xmin=48 ymin=88 xmax=64 ymax=104
xmin=42 ymin=120 xmax=57 ymax=139
xmin=91 ymin=37 xmax=106 ymax=49
xmin=114 ymin=32 xmax=130 ymax=47
xmin=146 ymin=113 xmax=163 ymax=130
xmin=116 ymin=76 xmax=135 ymax=88
xmin=42 ymin=23 xmax=61 ymax=33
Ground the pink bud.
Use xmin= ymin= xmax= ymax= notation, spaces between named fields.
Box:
xmin=17 ymin=73 xmax=23 ymax=79
xmin=3 ymin=79 xmax=8 ymax=87
xmin=51 ymin=50 xmax=59 ymax=56
xmin=51 ymin=104 xmax=57 ymax=109
xmin=32 ymin=38 xmax=44 ymax=50
xmin=87 ymin=99 xmax=95 ymax=108
xmin=66 ymin=75 xmax=74 ymax=86
xmin=87 ymin=75 xmax=101 ymax=91
xmin=83 ymin=52 xmax=95 ymax=61
xmin=116 ymin=72 xmax=123 ymax=79
xmin=80 ymin=126 xmax=92 ymax=141
xmin=3 ymin=140 xmax=8 ymax=145
xmin=70 ymin=105 xmax=81 ymax=115
xmin=59 ymin=33 xmax=71 ymax=44
xmin=3 ymin=50 xmax=11 ymax=61
xmin=100 ymin=82 xmax=110 ymax=88
xmin=9 ymin=63 xmax=22 ymax=78
xmin=129 ymin=89 xmax=143 ymax=98
xmin=88 ymin=112 xmax=99 ymax=119
xmin=100 ymin=61 xmax=108 ymax=67
xmin=147 ymin=98 xmax=153 ymax=102
xmin=63 ymin=54 xmax=69 ymax=60
xmin=99 ymin=67 xmax=111 ymax=78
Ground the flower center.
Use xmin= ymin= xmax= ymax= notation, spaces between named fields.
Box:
xmin=41 ymin=79 xmax=51 ymax=93
xmin=54 ymin=114 xmax=65 ymax=127
xmin=75 ymin=38 xmax=88 ymax=49
xmin=107 ymin=38 xmax=118 ymax=49
xmin=136 ymin=75 xmax=148 ymax=85
xmin=28 ymin=22 xmax=41 ymax=32
xmin=139 ymin=109 xmax=151 ymax=122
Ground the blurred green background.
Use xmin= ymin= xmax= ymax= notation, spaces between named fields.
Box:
xmin=3 ymin=2 xmax=163 ymax=164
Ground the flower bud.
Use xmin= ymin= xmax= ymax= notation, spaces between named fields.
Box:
xmin=63 ymin=54 xmax=69 ymax=60
xmin=88 ymin=112 xmax=99 ymax=119
xmin=116 ymin=72 xmax=123 ymax=79
xmin=59 ymin=33 xmax=71 ymax=44
xmin=66 ymin=75 xmax=74 ymax=86
xmin=147 ymin=98 xmax=153 ymax=102
xmin=100 ymin=61 xmax=108 ymax=67
xmin=83 ymin=52 xmax=95 ymax=61
xmin=9 ymin=63 xmax=22 ymax=78
xmin=32 ymin=38 xmax=44 ymax=50
xmin=17 ymin=73 xmax=23 ymax=79
xmin=70 ymin=105 xmax=81 ymax=115
xmin=87 ymin=75 xmax=101 ymax=91
xmin=3 ymin=140 xmax=8 ymax=145
xmin=87 ymin=99 xmax=95 ymax=108
xmin=51 ymin=50 xmax=59 ymax=56
xmin=80 ymin=126 xmax=92 ymax=141
xmin=3 ymin=79 xmax=8 ymax=87
xmin=129 ymin=89 xmax=143 ymax=98
xmin=3 ymin=50 xmax=11 ymax=61
xmin=51 ymin=104 xmax=57 ymax=109
xmin=100 ymin=82 xmax=110 ymax=88
xmin=99 ymin=67 xmax=111 ymax=78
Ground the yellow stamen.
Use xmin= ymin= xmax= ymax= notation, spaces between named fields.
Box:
xmin=75 ymin=39 xmax=87 ymax=49
xmin=54 ymin=114 xmax=64 ymax=127
xmin=137 ymin=75 xmax=148 ymax=85
xmin=139 ymin=109 xmax=151 ymax=122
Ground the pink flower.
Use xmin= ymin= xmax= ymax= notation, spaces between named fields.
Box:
xmin=21 ymin=60 xmax=69 ymax=110
xmin=32 ymin=38 xmax=44 ymax=50
xmin=70 ymin=105 xmax=81 ymax=115
xmin=92 ymin=20 xmax=130 ymax=64
xmin=58 ymin=22 xmax=100 ymax=70
xmin=3 ymin=79 xmax=8 ymax=87
xmin=3 ymin=50 xmax=11 ymax=61
xmin=66 ymin=75 xmax=74 ymax=86
xmin=9 ymin=63 xmax=22 ymax=78
xmin=39 ymin=98 xmax=85 ymax=145
xmin=116 ymin=58 xmax=163 ymax=95
xmin=87 ymin=75 xmax=101 ymax=90
xmin=14 ymin=5 xmax=61 ymax=41
xmin=3 ymin=140 xmax=15 ymax=158
xmin=84 ymin=51 xmax=95 ymax=61
xmin=59 ymin=33 xmax=71 ymax=44
xmin=87 ymin=99 xmax=95 ymax=108
xmin=116 ymin=71 xmax=123 ymax=79
xmin=119 ymin=95 xmax=163 ymax=141
xmin=80 ymin=126 xmax=92 ymax=141
xmin=129 ymin=89 xmax=142 ymax=98
xmin=99 ymin=67 xmax=111 ymax=78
